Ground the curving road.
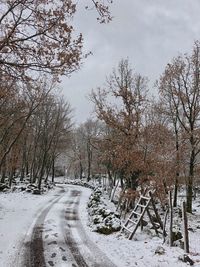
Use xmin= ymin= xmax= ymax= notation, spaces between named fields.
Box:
xmin=18 ymin=185 xmax=117 ymax=267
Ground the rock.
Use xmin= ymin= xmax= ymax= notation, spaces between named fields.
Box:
xmin=27 ymin=183 xmax=37 ymax=189
xmin=172 ymin=231 xmax=182 ymax=242
xmin=151 ymin=215 xmax=159 ymax=223
xmin=174 ymin=239 xmax=184 ymax=249
xmin=104 ymin=216 xmax=112 ymax=226
xmin=188 ymin=227 xmax=194 ymax=232
xmin=178 ymin=254 xmax=194 ymax=266
xmin=172 ymin=226 xmax=182 ymax=242
xmin=141 ymin=220 xmax=148 ymax=227
xmin=20 ymin=186 xmax=26 ymax=191
xmin=0 ymin=183 xmax=9 ymax=191
xmin=155 ymin=246 xmax=165 ymax=255
xmin=114 ymin=212 xmax=120 ymax=218
xmin=92 ymin=195 xmax=101 ymax=202
xmin=96 ymin=224 xmax=113 ymax=235
xmin=3 ymin=188 xmax=9 ymax=192
xmin=88 ymin=188 xmax=121 ymax=235
xmin=11 ymin=186 xmax=18 ymax=192
xmin=26 ymin=188 xmax=32 ymax=193
xmin=64 ymin=179 xmax=95 ymax=190
xmin=110 ymin=218 xmax=121 ymax=231
xmin=103 ymin=209 xmax=113 ymax=217
xmin=32 ymin=188 xmax=41 ymax=195
xmin=93 ymin=215 xmax=103 ymax=224
xmin=94 ymin=188 xmax=102 ymax=194
xmin=174 ymin=207 xmax=182 ymax=218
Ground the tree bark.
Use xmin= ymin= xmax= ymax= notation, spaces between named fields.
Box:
xmin=187 ymin=148 xmax=195 ymax=213
xmin=173 ymin=133 xmax=180 ymax=207
xmin=169 ymin=191 xmax=173 ymax=247
xmin=51 ymin=157 xmax=55 ymax=183
xmin=173 ymin=173 xmax=179 ymax=207
xmin=182 ymin=201 xmax=189 ymax=253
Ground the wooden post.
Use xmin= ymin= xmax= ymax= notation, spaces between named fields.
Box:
xmin=140 ymin=197 xmax=144 ymax=231
xmin=162 ymin=208 xmax=169 ymax=244
xmin=169 ymin=191 xmax=173 ymax=247
xmin=149 ymin=191 xmax=163 ymax=229
xmin=182 ymin=201 xmax=189 ymax=253
xmin=111 ymin=178 xmax=120 ymax=202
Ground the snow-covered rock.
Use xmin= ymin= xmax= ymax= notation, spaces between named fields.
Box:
xmin=87 ymin=188 xmax=121 ymax=234
xmin=65 ymin=179 xmax=95 ymax=189
xmin=178 ymin=254 xmax=194 ymax=265
xmin=0 ymin=183 xmax=9 ymax=192
xmin=155 ymin=246 xmax=165 ymax=255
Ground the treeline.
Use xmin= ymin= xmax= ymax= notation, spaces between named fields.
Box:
xmin=69 ymin=42 xmax=200 ymax=213
xmin=0 ymin=76 xmax=72 ymax=189
xmin=0 ymin=0 xmax=112 ymax=190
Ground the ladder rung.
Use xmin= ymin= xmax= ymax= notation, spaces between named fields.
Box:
xmin=132 ymin=211 xmax=141 ymax=216
xmin=141 ymin=196 xmax=151 ymax=200
xmin=128 ymin=218 xmax=137 ymax=224
xmin=122 ymin=226 xmax=132 ymax=233
xmin=137 ymin=204 xmax=146 ymax=208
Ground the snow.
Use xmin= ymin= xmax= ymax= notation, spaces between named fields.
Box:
xmin=0 ymin=186 xmax=63 ymax=267
xmin=41 ymin=190 xmax=79 ymax=267
xmin=0 ymin=182 xmax=200 ymax=267
xmin=78 ymin=186 xmax=200 ymax=267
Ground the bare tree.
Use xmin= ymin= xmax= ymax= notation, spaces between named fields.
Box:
xmin=159 ymin=41 xmax=200 ymax=212
xmin=29 ymin=94 xmax=72 ymax=189
xmin=0 ymin=77 xmax=51 ymax=175
xmin=78 ymin=119 xmax=102 ymax=181
xmin=68 ymin=128 xmax=87 ymax=179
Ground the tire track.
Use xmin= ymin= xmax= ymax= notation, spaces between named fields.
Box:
xmin=61 ymin=190 xmax=89 ymax=267
xmin=23 ymin=188 xmax=67 ymax=267
xmin=21 ymin=185 xmax=117 ymax=267
xmin=62 ymin=188 xmax=117 ymax=267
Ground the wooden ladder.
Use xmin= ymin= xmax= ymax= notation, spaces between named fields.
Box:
xmin=121 ymin=191 xmax=163 ymax=240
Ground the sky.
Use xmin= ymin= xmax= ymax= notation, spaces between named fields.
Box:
xmin=61 ymin=0 xmax=200 ymax=124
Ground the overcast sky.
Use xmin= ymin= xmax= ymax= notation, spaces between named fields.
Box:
xmin=61 ymin=0 xmax=200 ymax=124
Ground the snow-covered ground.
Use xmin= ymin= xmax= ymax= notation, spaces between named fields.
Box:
xmin=79 ymin=187 xmax=200 ymax=267
xmin=0 ymin=180 xmax=200 ymax=267
xmin=0 ymin=185 xmax=64 ymax=267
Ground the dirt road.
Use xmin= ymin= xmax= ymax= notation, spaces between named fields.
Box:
xmin=19 ymin=185 xmax=116 ymax=267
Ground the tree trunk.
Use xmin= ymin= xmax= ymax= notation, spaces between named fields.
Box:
xmin=51 ymin=157 xmax=55 ymax=183
xmin=186 ymin=175 xmax=193 ymax=213
xmin=87 ymin=142 xmax=92 ymax=182
xmin=120 ymin=176 xmax=124 ymax=189
xmin=0 ymin=158 xmax=6 ymax=183
xmin=38 ymin=152 xmax=47 ymax=190
xmin=87 ymin=159 xmax=91 ymax=181
xmin=79 ymin=161 xmax=83 ymax=179
xmin=111 ymin=178 xmax=120 ymax=202
xmin=169 ymin=191 xmax=173 ymax=247
xmin=182 ymin=201 xmax=189 ymax=253
xmin=9 ymin=168 xmax=14 ymax=187
xmin=20 ymin=167 xmax=25 ymax=182
xmin=173 ymin=173 xmax=179 ymax=207
xmin=20 ymin=138 xmax=27 ymax=182
xmin=186 ymin=149 xmax=195 ymax=213
xmin=173 ymin=134 xmax=180 ymax=207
